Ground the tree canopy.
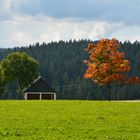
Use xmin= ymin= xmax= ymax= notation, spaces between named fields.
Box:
xmin=84 ymin=38 xmax=131 ymax=85
xmin=0 ymin=52 xmax=39 ymax=95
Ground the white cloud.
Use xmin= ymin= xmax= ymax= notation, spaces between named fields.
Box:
xmin=0 ymin=15 xmax=139 ymax=48
xmin=0 ymin=15 xmax=110 ymax=47
xmin=111 ymin=25 xmax=140 ymax=42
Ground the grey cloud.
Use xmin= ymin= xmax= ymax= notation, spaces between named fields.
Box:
xmin=8 ymin=0 xmax=140 ymax=25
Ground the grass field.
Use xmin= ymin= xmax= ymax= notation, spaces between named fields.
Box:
xmin=0 ymin=101 xmax=139 ymax=140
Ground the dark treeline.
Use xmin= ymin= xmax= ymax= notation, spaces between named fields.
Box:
xmin=0 ymin=40 xmax=140 ymax=100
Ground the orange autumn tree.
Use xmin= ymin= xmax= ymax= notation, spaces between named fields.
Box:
xmin=84 ymin=38 xmax=133 ymax=100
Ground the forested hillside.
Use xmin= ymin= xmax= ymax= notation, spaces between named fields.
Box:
xmin=0 ymin=40 xmax=140 ymax=100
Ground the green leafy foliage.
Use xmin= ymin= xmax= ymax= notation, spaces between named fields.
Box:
xmin=0 ymin=52 xmax=39 ymax=95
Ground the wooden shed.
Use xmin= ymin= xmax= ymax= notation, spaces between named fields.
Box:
xmin=24 ymin=76 xmax=56 ymax=100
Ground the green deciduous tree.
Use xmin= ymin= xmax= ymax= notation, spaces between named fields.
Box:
xmin=1 ymin=52 xmax=39 ymax=95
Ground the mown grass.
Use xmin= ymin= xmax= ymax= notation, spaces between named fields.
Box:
xmin=0 ymin=100 xmax=139 ymax=140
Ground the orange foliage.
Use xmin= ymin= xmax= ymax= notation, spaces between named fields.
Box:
xmin=127 ymin=76 xmax=140 ymax=83
xmin=84 ymin=38 xmax=139 ymax=85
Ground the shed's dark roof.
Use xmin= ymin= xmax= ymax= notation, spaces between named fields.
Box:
xmin=24 ymin=76 xmax=55 ymax=93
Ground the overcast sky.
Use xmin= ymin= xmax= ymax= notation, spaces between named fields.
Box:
xmin=0 ymin=0 xmax=140 ymax=48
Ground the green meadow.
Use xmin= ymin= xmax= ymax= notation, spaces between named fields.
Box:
xmin=0 ymin=101 xmax=139 ymax=140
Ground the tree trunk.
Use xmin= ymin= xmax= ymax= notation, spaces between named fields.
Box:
xmin=117 ymin=83 xmax=123 ymax=100
xmin=19 ymin=86 xmax=22 ymax=95
xmin=107 ymin=83 xmax=111 ymax=101
xmin=17 ymin=81 xmax=24 ymax=99
xmin=117 ymin=84 xmax=120 ymax=100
